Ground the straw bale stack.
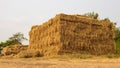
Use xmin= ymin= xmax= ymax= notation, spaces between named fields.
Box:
xmin=28 ymin=13 xmax=115 ymax=56
xmin=15 ymin=49 xmax=42 ymax=58
xmin=1 ymin=45 xmax=28 ymax=56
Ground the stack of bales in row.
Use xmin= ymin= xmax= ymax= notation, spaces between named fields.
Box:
xmin=2 ymin=45 xmax=28 ymax=56
xmin=28 ymin=14 xmax=115 ymax=56
xmin=29 ymin=17 xmax=61 ymax=56
xmin=58 ymin=14 xmax=115 ymax=55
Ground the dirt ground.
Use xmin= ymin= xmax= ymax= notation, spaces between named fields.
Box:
xmin=0 ymin=58 xmax=120 ymax=68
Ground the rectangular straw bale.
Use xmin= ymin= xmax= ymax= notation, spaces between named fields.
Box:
xmin=28 ymin=13 xmax=115 ymax=56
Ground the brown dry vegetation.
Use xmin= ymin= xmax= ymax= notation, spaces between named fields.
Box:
xmin=0 ymin=57 xmax=120 ymax=68
xmin=28 ymin=13 xmax=115 ymax=56
xmin=0 ymin=14 xmax=117 ymax=68
xmin=1 ymin=45 xmax=28 ymax=56
xmin=1 ymin=14 xmax=115 ymax=58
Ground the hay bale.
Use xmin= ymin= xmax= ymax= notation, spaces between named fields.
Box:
xmin=1 ymin=45 xmax=28 ymax=56
xmin=28 ymin=13 xmax=115 ymax=56
xmin=15 ymin=49 xmax=43 ymax=58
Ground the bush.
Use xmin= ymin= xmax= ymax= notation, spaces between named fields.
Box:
xmin=115 ymin=27 xmax=120 ymax=41
xmin=116 ymin=40 xmax=120 ymax=54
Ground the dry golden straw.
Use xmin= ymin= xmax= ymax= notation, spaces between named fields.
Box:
xmin=28 ymin=13 xmax=115 ymax=56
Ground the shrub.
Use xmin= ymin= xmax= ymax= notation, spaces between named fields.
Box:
xmin=116 ymin=40 xmax=120 ymax=54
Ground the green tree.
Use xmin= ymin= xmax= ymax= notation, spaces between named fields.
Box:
xmin=9 ymin=32 xmax=27 ymax=45
xmin=115 ymin=27 xmax=120 ymax=41
xmin=84 ymin=12 xmax=112 ymax=22
xmin=0 ymin=43 xmax=3 ymax=54
xmin=0 ymin=40 xmax=17 ymax=47
xmin=102 ymin=18 xmax=111 ymax=22
xmin=84 ymin=12 xmax=99 ymax=19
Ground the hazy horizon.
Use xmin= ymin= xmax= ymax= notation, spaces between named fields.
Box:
xmin=0 ymin=0 xmax=120 ymax=44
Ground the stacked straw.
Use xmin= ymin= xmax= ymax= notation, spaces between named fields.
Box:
xmin=28 ymin=13 xmax=115 ymax=56
xmin=1 ymin=45 xmax=28 ymax=56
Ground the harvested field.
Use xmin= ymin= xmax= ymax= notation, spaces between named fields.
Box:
xmin=0 ymin=58 xmax=120 ymax=68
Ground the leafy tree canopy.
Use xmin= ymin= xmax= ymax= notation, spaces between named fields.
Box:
xmin=84 ymin=12 xmax=99 ymax=19
xmin=9 ymin=32 xmax=27 ymax=45
xmin=84 ymin=12 xmax=111 ymax=22
xmin=115 ymin=27 xmax=120 ymax=41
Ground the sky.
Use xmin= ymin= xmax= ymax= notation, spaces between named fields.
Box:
xmin=0 ymin=0 xmax=120 ymax=44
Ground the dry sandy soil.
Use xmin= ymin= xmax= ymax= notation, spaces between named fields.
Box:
xmin=0 ymin=58 xmax=120 ymax=68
